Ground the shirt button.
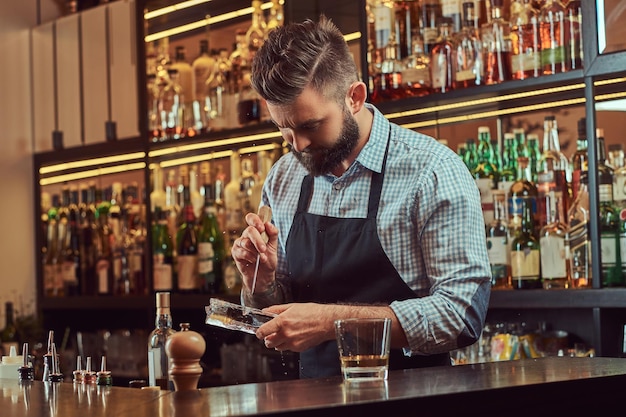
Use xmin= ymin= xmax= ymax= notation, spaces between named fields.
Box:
xmin=333 ymin=183 xmax=341 ymax=191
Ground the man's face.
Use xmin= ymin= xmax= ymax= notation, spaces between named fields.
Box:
xmin=267 ymin=87 xmax=360 ymax=176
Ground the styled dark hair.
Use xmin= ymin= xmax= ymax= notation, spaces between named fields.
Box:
xmin=250 ymin=15 xmax=358 ymax=105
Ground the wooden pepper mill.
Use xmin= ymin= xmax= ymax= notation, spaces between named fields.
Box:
xmin=165 ymin=323 xmax=206 ymax=391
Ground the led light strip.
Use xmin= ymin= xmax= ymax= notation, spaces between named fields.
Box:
xmin=148 ymin=130 xmax=282 ymax=157
xmin=40 ymin=163 xmax=147 ymax=186
xmin=145 ymin=1 xmax=273 ymax=43
xmin=157 ymin=142 xmax=279 ymax=168
xmin=39 ymin=152 xmax=146 ymax=175
xmin=144 ymin=0 xmax=214 ymax=20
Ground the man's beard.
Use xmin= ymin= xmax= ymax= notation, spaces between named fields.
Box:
xmin=292 ymin=109 xmax=360 ymax=176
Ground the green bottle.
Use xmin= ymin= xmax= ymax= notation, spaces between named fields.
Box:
xmin=197 ymin=162 xmax=225 ymax=294
xmin=511 ymin=198 xmax=542 ymax=289
xmin=527 ymin=133 xmax=542 ymax=183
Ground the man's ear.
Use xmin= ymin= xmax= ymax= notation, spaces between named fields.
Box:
xmin=346 ymin=81 xmax=368 ymax=114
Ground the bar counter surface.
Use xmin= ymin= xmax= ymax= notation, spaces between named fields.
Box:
xmin=2 ymin=357 xmax=625 ymax=417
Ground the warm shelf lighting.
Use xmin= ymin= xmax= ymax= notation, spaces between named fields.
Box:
xmin=39 ymin=152 xmax=146 ymax=175
xmin=157 ymin=142 xmax=279 ymax=168
xmin=144 ymin=0 xmax=214 ymax=20
xmin=148 ymin=130 xmax=281 ymax=158
xmin=40 ymin=162 xmax=147 ymax=186
xmin=144 ymin=1 xmax=273 ymax=42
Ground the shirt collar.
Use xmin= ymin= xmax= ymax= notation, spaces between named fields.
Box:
xmin=355 ymin=103 xmax=390 ymax=175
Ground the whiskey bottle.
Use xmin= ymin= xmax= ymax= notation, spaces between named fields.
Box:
xmin=430 ymin=17 xmax=455 ymax=94
xmin=148 ymin=292 xmax=175 ymax=389
xmin=540 ymin=191 xmax=570 ymax=289
xmin=536 ymin=115 xmax=569 ymax=231
xmin=563 ymin=0 xmax=582 ymax=71
xmin=539 ymin=0 xmax=566 ymax=75
xmin=510 ymin=0 xmax=541 ymax=80
xmin=192 ymin=39 xmax=216 ymax=133
xmin=421 ymin=0 xmax=443 ymax=54
xmin=511 ymin=198 xmax=542 ymax=289
xmin=169 ymin=46 xmax=194 ymax=134
xmin=453 ymin=1 xmax=483 ymax=89
xmin=481 ymin=0 xmax=512 ymax=84
xmin=567 ymin=178 xmax=591 ymax=288
xmin=487 ymin=190 xmax=511 ymax=289
xmin=401 ymin=32 xmax=432 ymax=97
xmin=571 ymin=117 xmax=588 ymax=202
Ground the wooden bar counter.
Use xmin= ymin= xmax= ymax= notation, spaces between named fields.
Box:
xmin=2 ymin=357 xmax=625 ymax=417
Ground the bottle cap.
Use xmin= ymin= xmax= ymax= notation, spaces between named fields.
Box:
xmin=156 ymin=292 xmax=171 ymax=309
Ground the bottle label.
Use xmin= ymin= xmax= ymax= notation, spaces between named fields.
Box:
xmin=455 ymin=69 xmax=476 ymax=82
xmin=97 ymin=259 xmax=110 ymax=294
xmin=153 ymin=254 xmax=172 ymax=291
xmin=177 ymin=255 xmax=198 ymax=290
xmin=621 ymin=233 xmax=626 ymax=269
xmin=487 ymin=237 xmax=509 ymax=265
xmin=540 ymin=235 xmax=567 ymax=278
xmin=614 ymin=175 xmax=626 ymax=201
xmin=600 ymin=234 xmax=618 ymax=266
xmin=198 ymin=242 xmax=215 ymax=274
xmin=510 ymin=249 xmax=540 ymax=279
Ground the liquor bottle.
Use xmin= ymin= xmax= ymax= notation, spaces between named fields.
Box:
xmin=158 ymin=69 xmax=184 ymax=141
xmin=109 ymin=182 xmax=127 ymax=295
xmin=169 ymin=46 xmax=194 ymax=135
xmin=80 ymin=182 xmax=98 ymax=296
xmin=378 ymin=28 xmax=406 ymax=101
xmin=463 ymin=138 xmax=479 ymax=172
xmin=430 ymin=17 xmax=455 ymax=94
xmin=55 ymin=187 xmax=70 ymax=297
xmin=564 ymin=0 xmax=582 ymax=71
xmin=95 ymin=200 xmax=113 ymax=295
xmin=165 ymin=168 xmax=180 ymax=252
xmin=487 ymin=189 xmax=511 ymax=289
xmin=539 ymin=0 xmax=566 ymax=75
xmin=192 ymin=39 xmax=216 ymax=133
xmin=150 ymin=164 xmax=167 ymax=215
xmin=205 ymin=47 xmax=227 ymax=131
xmin=510 ymin=0 xmax=541 ymax=80
xmin=526 ymin=133 xmax=541 ymax=183
xmin=267 ymin=0 xmax=284 ymax=31
xmin=0 ymin=302 xmax=19 ymax=356
xmin=421 ymin=0 xmax=443 ymax=54
xmin=568 ymin=178 xmax=591 ymax=288
xmin=612 ymin=144 xmax=626 ymax=280
xmin=536 ymin=115 xmax=569 ymax=231
xmin=508 ymin=156 xmax=538 ymax=239
xmin=498 ymin=132 xmax=518 ymax=193
xmin=452 ymin=1 xmax=484 ymax=89
xmin=224 ymin=151 xmax=244 ymax=236
xmin=401 ymin=32 xmax=432 ymax=97
xmin=246 ymin=0 xmax=267 ymax=57
xmin=511 ymin=198 xmax=542 ymax=289
xmin=481 ymin=0 xmax=513 ymax=85
xmin=473 ymin=126 xmax=498 ymax=225
xmin=597 ymin=133 xmax=623 ymax=287
xmin=197 ymin=162 xmax=225 ymax=294
xmin=513 ymin=127 xmax=530 ymax=159
xmin=44 ymin=195 xmax=60 ymax=297
xmin=608 ymin=144 xmax=624 ymax=170
xmin=148 ymin=292 xmax=176 ymax=389
xmin=571 ymin=117 xmax=588 ymax=202
xmin=152 ymin=207 xmax=174 ymax=292
xmin=63 ymin=186 xmax=81 ymax=296
xmin=540 ymin=191 xmax=570 ymax=289
xmin=176 ymin=173 xmax=199 ymax=293
xmin=189 ymin=165 xmax=204 ymax=220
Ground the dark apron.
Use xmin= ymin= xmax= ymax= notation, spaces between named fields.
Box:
xmin=285 ymin=133 xmax=449 ymax=378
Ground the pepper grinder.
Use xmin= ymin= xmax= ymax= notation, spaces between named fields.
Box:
xmin=164 ymin=323 xmax=206 ymax=391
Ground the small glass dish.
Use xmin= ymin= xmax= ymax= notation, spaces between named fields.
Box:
xmin=205 ymin=298 xmax=276 ymax=334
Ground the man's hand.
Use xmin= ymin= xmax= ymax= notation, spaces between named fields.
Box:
xmin=231 ymin=208 xmax=279 ymax=294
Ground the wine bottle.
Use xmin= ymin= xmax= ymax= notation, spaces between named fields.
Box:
xmin=511 ymin=197 xmax=542 ymax=289
xmin=148 ymin=292 xmax=175 ymax=389
xmin=95 ymin=200 xmax=114 ymax=295
xmin=152 ymin=207 xmax=174 ymax=292
xmin=540 ymin=191 xmax=570 ymax=289
xmin=487 ymin=190 xmax=511 ymax=289
xmin=198 ymin=162 xmax=225 ymax=294
xmin=176 ymin=169 xmax=199 ymax=293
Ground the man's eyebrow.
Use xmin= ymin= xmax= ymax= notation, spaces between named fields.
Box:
xmin=272 ymin=118 xmax=324 ymax=130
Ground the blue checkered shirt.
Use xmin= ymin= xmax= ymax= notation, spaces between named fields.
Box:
xmin=261 ymin=104 xmax=491 ymax=355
